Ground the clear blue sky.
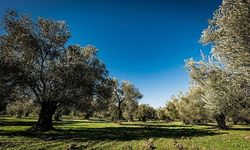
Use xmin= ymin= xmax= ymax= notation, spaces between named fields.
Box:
xmin=0 ymin=0 xmax=221 ymax=108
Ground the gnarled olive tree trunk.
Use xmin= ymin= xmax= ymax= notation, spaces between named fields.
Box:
xmin=30 ymin=101 xmax=58 ymax=131
xmin=215 ymin=113 xmax=228 ymax=129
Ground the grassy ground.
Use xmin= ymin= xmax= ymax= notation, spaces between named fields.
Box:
xmin=0 ymin=116 xmax=249 ymax=150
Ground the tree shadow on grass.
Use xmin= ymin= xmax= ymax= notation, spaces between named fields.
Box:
xmin=120 ymin=123 xmax=193 ymax=128
xmin=0 ymin=121 xmax=35 ymax=126
xmin=0 ymin=120 xmax=79 ymax=127
xmin=0 ymin=120 xmax=225 ymax=142
xmin=227 ymin=128 xmax=250 ymax=131
xmin=200 ymin=124 xmax=250 ymax=131
xmin=57 ymin=127 xmax=223 ymax=141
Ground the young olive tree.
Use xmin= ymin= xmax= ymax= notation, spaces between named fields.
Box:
xmin=112 ymin=79 xmax=143 ymax=121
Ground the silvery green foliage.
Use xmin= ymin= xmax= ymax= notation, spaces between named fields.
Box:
xmin=185 ymin=0 xmax=250 ymax=125
xmin=122 ymin=81 xmax=143 ymax=120
xmin=165 ymin=86 xmax=209 ymax=124
xmin=186 ymin=57 xmax=228 ymax=116
xmin=6 ymin=99 xmax=38 ymax=117
xmin=156 ymin=107 xmax=168 ymax=121
xmin=165 ymin=96 xmax=180 ymax=121
xmin=186 ymin=54 xmax=250 ymax=123
xmin=177 ymin=86 xmax=210 ymax=124
xmin=200 ymin=0 xmax=250 ymax=69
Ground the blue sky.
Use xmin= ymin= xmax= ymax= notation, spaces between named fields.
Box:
xmin=0 ymin=0 xmax=221 ymax=108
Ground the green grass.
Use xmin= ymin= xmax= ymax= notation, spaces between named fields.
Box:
xmin=0 ymin=116 xmax=249 ymax=150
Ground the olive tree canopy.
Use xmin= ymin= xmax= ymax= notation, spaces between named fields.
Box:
xmin=0 ymin=10 xmax=112 ymax=131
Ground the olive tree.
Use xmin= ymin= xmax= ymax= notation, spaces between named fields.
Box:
xmin=112 ymin=79 xmax=143 ymax=121
xmin=185 ymin=0 xmax=250 ymax=129
xmin=0 ymin=11 xmax=111 ymax=131
xmin=200 ymin=0 xmax=250 ymax=123
xmin=186 ymin=55 xmax=250 ymax=128
xmin=177 ymin=86 xmax=210 ymax=124
xmin=7 ymin=99 xmax=38 ymax=118
xmin=137 ymin=104 xmax=156 ymax=122
xmin=165 ymin=97 xmax=180 ymax=121
xmin=91 ymin=78 xmax=115 ymax=119
xmin=156 ymin=107 xmax=169 ymax=121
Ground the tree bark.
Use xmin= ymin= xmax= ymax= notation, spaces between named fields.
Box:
xmin=0 ymin=102 xmax=7 ymax=115
xmin=128 ymin=115 xmax=134 ymax=122
xmin=30 ymin=101 xmax=58 ymax=131
xmin=215 ymin=113 xmax=228 ymax=129
xmin=117 ymin=102 xmax=123 ymax=121
xmin=83 ymin=109 xmax=93 ymax=120
xmin=25 ymin=112 xmax=29 ymax=117
xmin=118 ymin=109 xmax=123 ymax=121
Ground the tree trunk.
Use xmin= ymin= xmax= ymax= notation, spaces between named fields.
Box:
xmin=129 ymin=115 xmax=134 ymax=122
xmin=30 ymin=101 xmax=58 ymax=132
xmin=0 ymin=102 xmax=7 ymax=115
xmin=215 ymin=113 xmax=228 ymax=129
xmin=84 ymin=114 xmax=90 ymax=120
xmin=84 ymin=109 xmax=93 ymax=120
xmin=142 ymin=116 xmax=146 ymax=122
xmin=117 ymin=103 xmax=123 ymax=121
xmin=25 ymin=112 xmax=29 ymax=117
xmin=118 ymin=109 xmax=123 ymax=120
